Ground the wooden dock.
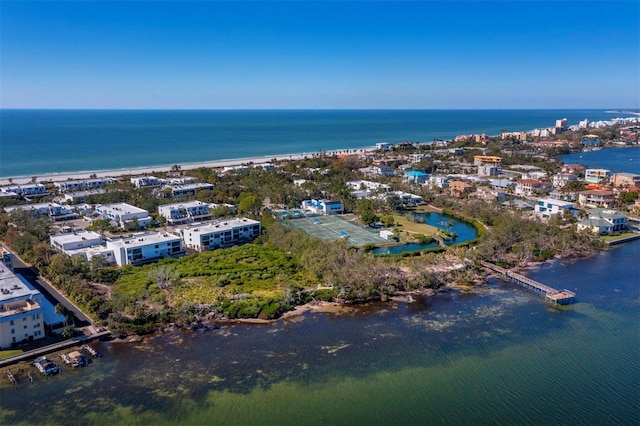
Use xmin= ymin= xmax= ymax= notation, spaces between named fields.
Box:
xmin=481 ymin=261 xmax=576 ymax=305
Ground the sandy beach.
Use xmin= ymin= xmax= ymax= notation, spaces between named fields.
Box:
xmin=0 ymin=147 xmax=375 ymax=186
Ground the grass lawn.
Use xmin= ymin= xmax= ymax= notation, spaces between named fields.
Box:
xmin=391 ymin=214 xmax=441 ymax=242
xmin=0 ymin=349 xmax=23 ymax=360
xmin=601 ymin=232 xmax=640 ymax=244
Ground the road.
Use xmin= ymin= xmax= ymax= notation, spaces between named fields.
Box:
xmin=9 ymin=252 xmax=93 ymax=328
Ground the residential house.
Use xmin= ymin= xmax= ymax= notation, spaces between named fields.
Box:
xmin=359 ymin=165 xmax=394 ymax=178
xmin=106 ymin=232 xmax=184 ymax=266
xmin=552 ymin=173 xmax=579 ymax=188
xmin=403 ymin=171 xmax=429 ymax=184
xmin=578 ymin=190 xmax=616 ymax=208
xmin=158 ymin=201 xmax=211 ymax=225
xmin=577 ymin=209 xmax=628 ymax=234
xmin=514 ymin=179 xmax=551 ymax=197
xmin=180 ymin=218 xmax=261 ymax=252
xmin=388 ymin=191 xmax=423 ymax=207
xmin=470 ymin=186 xmax=507 ymax=202
xmin=427 ymin=175 xmax=449 ymax=189
xmin=375 ymin=142 xmax=391 ymax=152
xmin=449 ymin=181 xmax=475 ymax=198
xmin=534 ymin=198 xmax=578 ymax=219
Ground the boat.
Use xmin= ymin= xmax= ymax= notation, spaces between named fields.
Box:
xmin=61 ymin=350 xmax=87 ymax=367
xmin=33 ymin=356 xmax=60 ymax=376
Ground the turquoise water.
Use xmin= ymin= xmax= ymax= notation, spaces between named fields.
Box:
xmin=374 ymin=212 xmax=478 ymax=255
xmin=1 ymin=109 xmax=634 ymax=178
xmin=1 ymin=240 xmax=638 ymax=425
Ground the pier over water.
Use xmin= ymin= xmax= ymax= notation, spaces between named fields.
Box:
xmin=481 ymin=261 xmax=576 ymax=305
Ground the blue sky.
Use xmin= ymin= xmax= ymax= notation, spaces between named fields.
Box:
xmin=1 ymin=1 xmax=638 ymax=109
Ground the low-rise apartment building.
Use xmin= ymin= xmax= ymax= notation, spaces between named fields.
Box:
xmin=106 ymin=232 xmax=184 ymax=266
xmin=54 ymin=177 xmax=117 ymax=193
xmin=0 ymin=183 xmax=48 ymax=198
xmin=5 ymin=203 xmax=78 ymax=221
xmin=611 ymin=172 xmax=640 ymax=189
xmin=158 ymin=201 xmax=212 ymax=225
xmin=159 ymin=183 xmax=214 ymax=198
xmin=0 ymin=253 xmax=66 ymax=347
xmin=181 ymin=218 xmax=262 ymax=252
xmin=95 ymin=203 xmax=153 ymax=230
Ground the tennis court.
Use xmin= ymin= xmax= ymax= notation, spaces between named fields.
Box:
xmin=286 ymin=215 xmax=387 ymax=246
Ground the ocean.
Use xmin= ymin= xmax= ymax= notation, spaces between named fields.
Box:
xmin=0 ymin=109 xmax=635 ymax=178
xmin=1 ymin=240 xmax=638 ymax=425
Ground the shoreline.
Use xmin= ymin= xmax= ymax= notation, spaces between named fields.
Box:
xmin=0 ymin=147 xmax=376 ymax=186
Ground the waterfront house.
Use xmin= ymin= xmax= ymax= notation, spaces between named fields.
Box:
xmin=577 ymin=209 xmax=628 ymax=234
xmin=585 ymin=169 xmax=612 ymax=184
xmin=577 ymin=190 xmax=616 ymax=208
xmin=180 ymin=218 xmax=261 ymax=252
xmin=158 ymin=201 xmax=212 ymax=225
xmin=95 ymin=203 xmax=153 ymax=230
xmin=375 ymin=142 xmax=391 ymax=151
xmin=106 ymin=232 xmax=184 ymax=266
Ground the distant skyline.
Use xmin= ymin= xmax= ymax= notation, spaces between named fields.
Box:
xmin=1 ymin=1 xmax=638 ymax=109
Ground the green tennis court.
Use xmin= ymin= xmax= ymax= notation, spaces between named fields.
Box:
xmin=285 ymin=215 xmax=387 ymax=246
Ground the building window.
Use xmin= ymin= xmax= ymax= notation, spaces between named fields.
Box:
xmin=24 ymin=325 xmax=28 ymax=329
xmin=9 ymin=320 xmax=13 ymax=326
xmin=11 ymin=328 xmax=15 ymax=334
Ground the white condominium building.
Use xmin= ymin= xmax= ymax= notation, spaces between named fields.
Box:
xmin=106 ymin=232 xmax=185 ymax=266
xmin=181 ymin=218 xmax=261 ymax=252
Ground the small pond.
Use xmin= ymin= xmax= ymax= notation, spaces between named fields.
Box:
xmin=372 ymin=212 xmax=478 ymax=255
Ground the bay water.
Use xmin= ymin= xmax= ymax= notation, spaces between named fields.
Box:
xmin=1 ymin=240 xmax=638 ymax=425
xmin=1 ymin=109 xmax=634 ymax=178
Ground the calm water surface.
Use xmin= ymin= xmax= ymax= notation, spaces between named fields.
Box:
xmin=1 ymin=241 xmax=638 ymax=425
xmin=1 ymin=109 xmax=634 ymax=178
